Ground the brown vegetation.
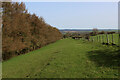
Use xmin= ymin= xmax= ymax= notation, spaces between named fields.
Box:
xmin=2 ymin=2 xmax=62 ymax=60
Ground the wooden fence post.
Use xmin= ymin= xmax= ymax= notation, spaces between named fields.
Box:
xmin=92 ymin=37 xmax=94 ymax=42
xmin=102 ymin=34 xmax=104 ymax=43
xmin=112 ymin=34 xmax=114 ymax=44
xmin=99 ymin=35 xmax=101 ymax=43
xmin=97 ymin=35 xmax=98 ymax=42
xmin=106 ymin=34 xmax=109 ymax=44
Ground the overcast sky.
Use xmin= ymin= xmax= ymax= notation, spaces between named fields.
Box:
xmin=25 ymin=2 xmax=118 ymax=29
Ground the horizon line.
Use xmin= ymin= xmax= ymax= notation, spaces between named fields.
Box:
xmin=58 ymin=28 xmax=118 ymax=30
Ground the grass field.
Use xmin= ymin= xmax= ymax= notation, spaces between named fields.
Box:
xmin=2 ymin=39 xmax=119 ymax=78
xmin=90 ymin=34 xmax=119 ymax=45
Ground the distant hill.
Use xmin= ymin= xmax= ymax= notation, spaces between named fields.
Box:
xmin=60 ymin=29 xmax=118 ymax=34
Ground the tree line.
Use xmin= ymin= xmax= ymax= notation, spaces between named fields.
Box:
xmin=2 ymin=2 xmax=62 ymax=60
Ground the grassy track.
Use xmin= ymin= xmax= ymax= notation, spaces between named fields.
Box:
xmin=90 ymin=34 xmax=119 ymax=45
xmin=2 ymin=39 xmax=119 ymax=78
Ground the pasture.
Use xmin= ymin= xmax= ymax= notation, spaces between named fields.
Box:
xmin=2 ymin=39 xmax=119 ymax=78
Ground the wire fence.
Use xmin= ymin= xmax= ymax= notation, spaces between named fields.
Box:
xmin=90 ymin=34 xmax=119 ymax=46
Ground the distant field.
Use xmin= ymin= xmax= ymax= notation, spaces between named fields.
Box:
xmin=2 ymin=39 xmax=119 ymax=78
xmin=60 ymin=29 xmax=118 ymax=34
xmin=90 ymin=34 xmax=119 ymax=45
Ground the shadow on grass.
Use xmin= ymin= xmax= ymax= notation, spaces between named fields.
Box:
xmin=87 ymin=48 xmax=120 ymax=69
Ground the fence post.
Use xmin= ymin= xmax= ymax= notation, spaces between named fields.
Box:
xmin=92 ymin=36 xmax=94 ymax=42
xmin=97 ymin=35 xmax=98 ymax=42
xmin=112 ymin=34 xmax=114 ymax=44
xmin=102 ymin=34 xmax=104 ymax=43
xmin=99 ymin=35 xmax=101 ymax=43
xmin=106 ymin=34 xmax=109 ymax=44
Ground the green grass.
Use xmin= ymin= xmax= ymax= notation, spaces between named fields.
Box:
xmin=2 ymin=39 xmax=119 ymax=78
xmin=90 ymin=34 xmax=119 ymax=45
